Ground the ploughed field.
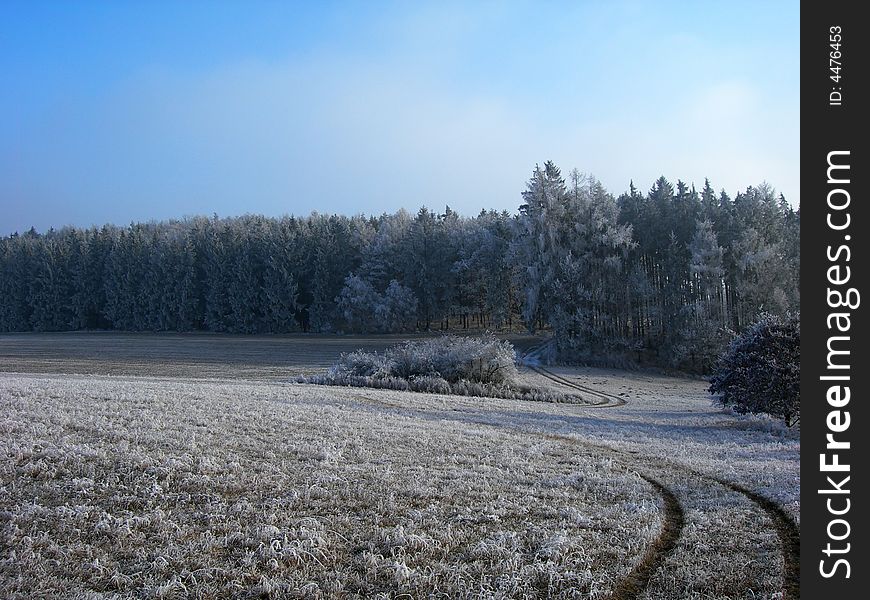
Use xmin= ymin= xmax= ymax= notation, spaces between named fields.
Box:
xmin=0 ymin=332 xmax=544 ymax=380
xmin=0 ymin=333 xmax=799 ymax=599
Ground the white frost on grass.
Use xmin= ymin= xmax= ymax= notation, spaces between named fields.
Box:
xmin=0 ymin=355 xmax=799 ymax=599
xmin=1 ymin=374 xmax=662 ymax=599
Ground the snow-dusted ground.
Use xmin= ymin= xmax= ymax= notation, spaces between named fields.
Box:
xmin=521 ymin=365 xmax=799 ymax=523
xmin=0 ymin=334 xmax=799 ymax=599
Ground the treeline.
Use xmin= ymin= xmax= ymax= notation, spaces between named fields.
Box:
xmin=517 ymin=164 xmax=798 ymax=370
xmin=0 ymin=162 xmax=798 ymax=371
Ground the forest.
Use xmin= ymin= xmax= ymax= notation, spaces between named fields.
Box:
xmin=0 ymin=162 xmax=799 ymax=372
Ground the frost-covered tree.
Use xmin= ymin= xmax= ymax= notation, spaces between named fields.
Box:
xmin=202 ymin=221 xmax=233 ymax=331
xmin=336 ymin=274 xmax=381 ymax=332
xmin=674 ymin=218 xmax=728 ymax=371
xmin=0 ymin=233 xmax=33 ymax=331
xmin=709 ymin=312 xmax=800 ymax=426
xmin=404 ymin=207 xmax=455 ymax=330
xmin=262 ymin=225 xmax=299 ymax=333
xmin=0 ymin=163 xmax=799 ymax=372
xmin=359 ymin=209 xmax=411 ymax=290
xmin=103 ymin=226 xmax=147 ymax=331
xmin=512 ymin=161 xmax=568 ymax=332
xmin=548 ymin=173 xmax=635 ymax=363
xmin=379 ymin=280 xmax=418 ymax=332
xmin=476 ymin=210 xmax=517 ymax=329
xmin=337 ymin=276 xmax=417 ymax=333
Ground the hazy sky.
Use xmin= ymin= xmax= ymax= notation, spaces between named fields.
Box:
xmin=1 ymin=1 xmax=799 ymax=234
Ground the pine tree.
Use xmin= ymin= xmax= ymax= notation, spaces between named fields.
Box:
xmin=676 ymin=218 xmax=728 ymax=371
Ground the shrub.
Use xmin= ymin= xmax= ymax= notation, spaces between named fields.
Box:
xmin=408 ymin=375 xmax=451 ymax=395
xmin=300 ymin=334 xmax=577 ymax=403
xmin=328 ymin=350 xmax=391 ymax=378
xmin=708 ymin=312 xmax=800 ymax=426
xmin=385 ymin=335 xmax=519 ymax=385
xmin=332 ymin=334 xmax=519 ymax=386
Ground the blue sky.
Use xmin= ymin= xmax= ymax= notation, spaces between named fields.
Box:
xmin=1 ymin=1 xmax=799 ymax=234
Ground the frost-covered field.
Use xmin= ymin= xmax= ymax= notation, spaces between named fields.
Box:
xmin=0 ymin=334 xmax=799 ymax=599
xmin=2 ymin=375 xmax=663 ymax=599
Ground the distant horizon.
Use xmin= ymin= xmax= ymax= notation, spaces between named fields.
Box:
xmin=2 ymin=1 xmax=799 ymax=236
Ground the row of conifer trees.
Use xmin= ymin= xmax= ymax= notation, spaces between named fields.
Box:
xmin=0 ymin=163 xmax=799 ymax=371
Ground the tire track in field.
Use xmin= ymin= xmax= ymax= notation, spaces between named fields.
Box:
xmin=585 ymin=438 xmax=799 ymax=600
xmin=350 ymin=392 xmax=686 ymax=600
xmin=346 ymin=343 xmax=681 ymax=598
xmin=607 ymin=475 xmax=684 ymax=600
xmin=313 ymin=344 xmax=796 ymax=598
xmin=518 ymin=341 xmax=627 ymax=408
xmin=515 ymin=340 xmax=797 ymax=596
xmin=529 ymin=365 xmax=627 ymax=407
xmin=526 ymin=358 xmax=800 ymax=599
xmin=708 ymin=476 xmax=800 ymax=599
xmin=531 ymin=429 xmax=687 ymax=600
xmin=547 ymin=436 xmax=686 ymax=600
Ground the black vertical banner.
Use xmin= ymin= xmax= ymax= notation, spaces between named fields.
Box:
xmin=801 ymin=1 xmax=868 ymax=597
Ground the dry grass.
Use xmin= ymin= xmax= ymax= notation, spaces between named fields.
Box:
xmin=0 ymin=333 xmax=800 ymax=599
xmin=1 ymin=375 xmax=660 ymax=599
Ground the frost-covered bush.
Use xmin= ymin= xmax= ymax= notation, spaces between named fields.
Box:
xmin=408 ymin=375 xmax=451 ymax=395
xmin=301 ymin=335 xmax=574 ymax=402
xmin=709 ymin=312 xmax=800 ymax=426
xmin=328 ymin=349 xmax=392 ymax=379
xmin=386 ymin=335 xmax=519 ymax=385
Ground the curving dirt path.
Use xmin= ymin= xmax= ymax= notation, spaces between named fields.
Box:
xmin=512 ymin=341 xmax=799 ymax=597
xmin=525 ymin=432 xmax=685 ymax=599
xmin=524 ymin=366 xmax=800 ymax=599
xmin=518 ymin=342 xmax=627 ymax=408
xmin=347 ymin=391 xmax=687 ymax=599
xmin=334 ymin=346 xmax=799 ymax=598
xmin=529 ymin=364 xmax=627 ymax=407
xmin=590 ymin=438 xmax=799 ymax=599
